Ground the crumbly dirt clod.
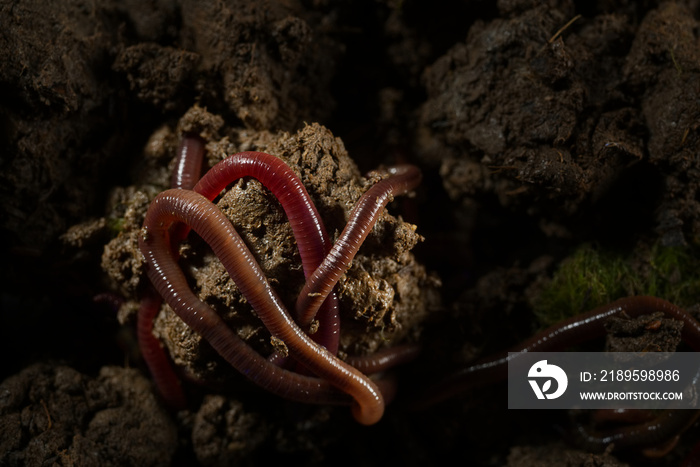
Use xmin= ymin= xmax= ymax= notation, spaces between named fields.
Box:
xmin=98 ymin=108 xmax=438 ymax=383
xmin=605 ymin=312 xmax=683 ymax=353
xmin=177 ymin=0 xmax=339 ymax=130
xmin=191 ymin=395 xmax=270 ymax=466
xmin=0 ymin=363 xmax=177 ymax=466
xmin=507 ymin=444 xmax=629 ymax=467
xmin=113 ymin=43 xmax=200 ymax=112
xmin=0 ymin=0 xmax=122 ymax=252
xmin=419 ymin=1 xmax=700 ymax=245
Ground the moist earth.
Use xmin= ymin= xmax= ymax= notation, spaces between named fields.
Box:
xmin=2 ymin=0 xmax=700 ymax=466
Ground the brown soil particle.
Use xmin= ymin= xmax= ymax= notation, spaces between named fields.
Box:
xmin=177 ymin=0 xmax=339 ymax=130
xmin=191 ymin=395 xmax=270 ymax=466
xmin=113 ymin=43 xmax=200 ymax=112
xmin=0 ymin=363 xmax=177 ymax=466
xmin=419 ymin=1 xmax=700 ymax=246
xmin=605 ymin=312 xmax=683 ymax=353
xmin=624 ymin=2 xmax=700 ymax=245
xmin=0 ymin=0 xmax=122 ymax=252
xmin=507 ymin=443 xmax=629 ymax=467
xmin=421 ymin=0 xmax=624 ymax=213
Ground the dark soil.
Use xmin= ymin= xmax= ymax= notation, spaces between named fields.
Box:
xmin=0 ymin=363 xmax=177 ymax=466
xmin=2 ymin=0 xmax=700 ymax=466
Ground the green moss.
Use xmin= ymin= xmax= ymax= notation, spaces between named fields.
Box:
xmin=533 ymin=242 xmax=700 ymax=328
xmin=107 ymin=217 xmax=125 ymax=236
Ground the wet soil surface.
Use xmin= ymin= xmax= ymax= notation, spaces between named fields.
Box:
xmin=2 ymin=0 xmax=700 ymax=466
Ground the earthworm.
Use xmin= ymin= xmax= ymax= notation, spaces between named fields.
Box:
xmin=137 ymin=133 xmax=204 ymax=409
xmin=574 ymin=350 xmax=700 ymax=454
xmin=169 ymin=134 xmax=206 ymax=245
xmin=139 ymin=189 xmax=384 ymax=424
xmin=417 ymin=296 xmax=700 ymax=407
xmin=347 ymin=344 xmax=422 ymax=375
xmin=410 ymin=296 xmax=700 ymax=454
xmin=296 ymin=165 xmax=423 ymax=328
xmin=573 ymin=409 xmax=700 ymax=453
xmin=590 ymin=408 xmax=656 ymax=425
xmin=193 ymin=152 xmax=340 ymax=354
xmin=137 ymin=286 xmax=187 ymax=409
xmin=171 ymin=133 xmax=205 ymax=190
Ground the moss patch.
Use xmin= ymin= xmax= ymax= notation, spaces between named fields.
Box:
xmin=533 ymin=242 xmax=700 ymax=328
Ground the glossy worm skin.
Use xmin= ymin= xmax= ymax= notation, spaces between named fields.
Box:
xmin=171 ymin=133 xmax=205 ymax=190
xmin=591 ymin=408 xmax=657 ymax=425
xmin=296 ymin=165 xmax=423 ymax=327
xmin=136 ymin=134 xmax=204 ymax=409
xmin=193 ymin=152 xmax=340 ymax=354
xmin=347 ymin=344 xmax=421 ymax=375
xmin=137 ymin=287 xmax=187 ymax=409
xmin=418 ymin=296 xmax=700 ymax=408
xmin=576 ymin=354 xmax=700 ymax=453
xmin=574 ymin=409 xmax=700 ymax=453
xmin=139 ymin=189 xmax=384 ymax=424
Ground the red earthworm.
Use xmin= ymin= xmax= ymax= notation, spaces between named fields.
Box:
xmin=591 ymin=408 xmax=656 ymax=425
xmin=416 ymin=296 xmax=700 ymax=408
xmin=195 ymin=152 xmax=330 ymax=274
xmin=642 ymin=436 xmax=683 ymax=458
xmin=410 ymin=296 xmax=700 ymax=455
xmin=136 ymin=133 xmax=204 ymax=409
xmin=193 ymin=152 xmax=340 ymax=355
xmin=296 ymin=165 xmax=422 ymax=328
xmin=92 ymin=292 xmax=125 ymax=313
xmin=347 ymin=344 xmax=422 ymax=375
xmin=169 ymin=134 xmax=206 ymax=246
xmin=171 ymin=133 xmax=205 ymax=190
xmin=139 ymin=189 xmax=384 ymax=424
xmin=573 ymin=409 xmax=700 ymax=453
xmin=574 ymin=350 xmax=700 ymax=454
xmin=137 ymin=287 xmax=187 ymax=409
xmin=372 ymin=373 xmax=400 ymax=405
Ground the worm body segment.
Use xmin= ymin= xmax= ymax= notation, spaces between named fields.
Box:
xmin=139 ymin=189 xmax=384 ymax=424
xmin=420 ymin=296 xmax=700 ymax=407
xmin=194 ymin=152 xmax=341 ymax=354
xmin=296 ymin=165 xmax=422 ymax=327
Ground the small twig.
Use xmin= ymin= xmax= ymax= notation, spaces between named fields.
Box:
xmin=670 ymin=47 xmax=683 ymax=76
xmin=549 ymin=14 xmax=582 ymax=44
xmin=40 ymin=399 xmax=52 ymax=430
